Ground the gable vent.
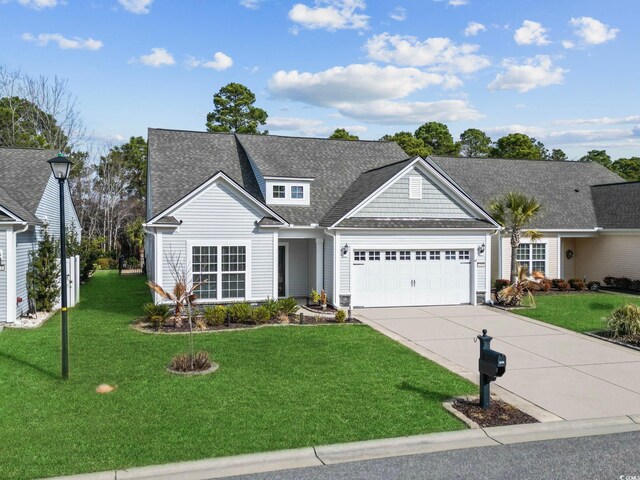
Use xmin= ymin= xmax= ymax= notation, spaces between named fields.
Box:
xmin=409 ymin=176 xmax=422 ymax=199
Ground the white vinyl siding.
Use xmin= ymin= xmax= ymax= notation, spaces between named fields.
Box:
xmin=15 ymin=228 xmax=37 ymax=317
xmin=0 ymin=229 xmax=7 ymax=322
xmin=323 ymin=234 xmax=334 ymax=304
xmin=35 ymin=174 xmax=81 ymax=241
xmin=306 ymin=239 xmax=316 ymax=295
xmin=500 ymin=235 xmax=558 ymax=280
xmin=159 ymin=180 xmax=274 ymax=302
xmin=354 ymin=168 xmax=473 ymax=219
xmin=575 ymin=235 xmax=640 ymax=283
xmin=285 ymin=239 xmax=308 ymax=297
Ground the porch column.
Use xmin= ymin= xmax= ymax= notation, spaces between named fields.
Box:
xmin=315 ymin=237 xmax=323 ymax=293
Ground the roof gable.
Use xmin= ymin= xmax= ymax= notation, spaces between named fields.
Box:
xmin=431 ymin=156 xmax=625 ymax=230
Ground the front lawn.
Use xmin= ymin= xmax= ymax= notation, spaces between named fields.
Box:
xmin=0 ymin=271 xmax=475 ymax=480
xmin=517 ymin=292 xmax=640 ymax=333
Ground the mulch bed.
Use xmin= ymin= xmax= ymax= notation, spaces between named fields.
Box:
xmin=586 ymin=330 xmax=640 ymax=351
xmin=304 ymin=304 xmax=339 ymax=313
xmin=452 ymin=398 xmax=538 ymax=427
xmin=600 ymin=287 xmax=640 ymax=297
xmin=138 ymin=314 xmax=360 ymax=333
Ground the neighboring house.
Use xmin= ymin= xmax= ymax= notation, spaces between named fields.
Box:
xmin=0 ymin=147 xmax=81 ymax=323
xmin=430 ymin=157 xmax=639 ymax=283
xmin=144 ymin=129 xmax=636 ymax=309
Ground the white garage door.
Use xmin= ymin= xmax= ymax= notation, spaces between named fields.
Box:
xmin=351 ymin=249 xmax=472 ymax=308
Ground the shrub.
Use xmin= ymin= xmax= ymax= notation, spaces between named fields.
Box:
xmin=615 ymin=277 xmax=632 ymax=289
xmin=587 ymin=281 xmax=601 ymax=291
xmin=96 ymin=257 xmax=116 ymax=270
xmin=568 ymin=279 xmax=586 ymax=291
xmin=606 ymin=304 xmax=640 ymax=338
xmin=540 ymin=281 xmax=551 ymax=292
xmin=603 ymin=276 xmax=615 ymax=286
xmin=251 ymin=305 xmax=271 ymax=324
xmin=551 ymin=278 xmax=563 ymax=289
xmin=127 ymin=257 xmax=140 ymax=268
xmin=335 ymin=310 xmax=347 ymax=323
xmin=144 ymin=303 xmax=171 ymax=328
xmin=195 ymin=317 xmax=208 ymax=331
xmin=277 ymin=297 xmax=299 ymax=315
xmin=310 ymin=289 xmax=321 ymax=304
xmin=228 ymin=302 xmax=252 ymax=323
xmin=203 ymin=305 xmax=226 ymax=326
xmin=556 ymin=280 xmax=571 ymax=291
xmin=263 ymin=297 xmax=279 ymax=318
xmin=630 ymin=280 xmax=640 ymax=291
xmin=525 ymin=281 xmax=542 ymax=292
xmin=494 ymin=279 xmax=510 ymax=291
xmin=26 ymin=226 xmax=60 ymax=312
xmin=170 ymin=351 xmax=212 ymax=372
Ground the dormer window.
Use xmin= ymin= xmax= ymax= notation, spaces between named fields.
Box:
xmin=291 ymin=185 xmax=304 ymax=199
xmin=273 ymin=185 xmax=286 ymax=198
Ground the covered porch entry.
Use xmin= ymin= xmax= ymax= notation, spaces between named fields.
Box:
xmin=277 ymin=231 xmax=323 ymax=300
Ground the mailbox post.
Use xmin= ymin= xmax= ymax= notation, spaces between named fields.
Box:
xmin=477 ymin=329 xmax=507 ymax=409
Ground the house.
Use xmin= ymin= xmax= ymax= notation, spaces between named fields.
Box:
xmin=0 ymin=147 xmax=81 ymax=323
xmin=144 ymin=129 xmax=636 ymax=309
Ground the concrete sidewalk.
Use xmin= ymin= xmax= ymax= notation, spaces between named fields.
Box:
xmin=45 ymin=415 xmax=640 ymax=480
xmin=355 ymin=305 xmax=640 ymax=421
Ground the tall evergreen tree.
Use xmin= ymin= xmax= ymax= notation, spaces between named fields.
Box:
xmin=27 ymin=226 xmax=61 ymax=312
xmin=206 ymin=83 xmax=268 ymax=134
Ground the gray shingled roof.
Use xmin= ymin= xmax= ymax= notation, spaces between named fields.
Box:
xmin=430 ymin=156 xmax=625 ymax=230
xmin=591 ymin=182 xmax=640 ymax=229
xmin=337 ymin=218 xmax=494 ymax=229
xmin=147 ymin=129 xmax=263 ymax=219
xmin=0 ymin=147 xmax=58 ymax=223
xmin=319 ymin=158 xmax=414 ymax=226
xmin=148 ymin=130 xmax=407 ymax=224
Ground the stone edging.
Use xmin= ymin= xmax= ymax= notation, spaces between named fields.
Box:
xmin=442 ymin=397 xmax=480 ymax=429
xmin=131 ymin=321 xmax=359 ymax=335
xmin=166 ymin=363 xmax=219 ymax=376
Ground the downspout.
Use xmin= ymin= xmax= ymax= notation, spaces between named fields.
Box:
xmin=324 ymin=229 xmax=337 ymax=307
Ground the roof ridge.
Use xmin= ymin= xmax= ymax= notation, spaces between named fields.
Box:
xmin=591 ymin=180 xmax=638 ymax=187
xmin=361 ymin=156 xmax=416 ymax=174
xmin=431 ymin=155 xmax=591 ymax=164
xmin=0 ymin=146 xmax=58 ymax=153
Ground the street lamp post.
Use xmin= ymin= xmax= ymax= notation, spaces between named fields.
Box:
xmin=48 ymin=154 xmax=73 ymax=380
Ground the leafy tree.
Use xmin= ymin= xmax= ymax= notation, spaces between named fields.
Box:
xmin=0 ymin=97 xmax=68 ymax=149
xmin=206 ymin=82 xmax=268 ymax=134
xmin=104 ymin=136 xmax=148 ymax=199
xmin=414 ymin=122 xmax=459 ymax=156
xmin=459 ymin=128 xmax=492 ymax=157
xmin=329 ymin=128 xmax=359 ymax=140
xmin=611 ymin=157 xmax=640 ymax=181
xmin=125 ymin=218 xmax=145 ymax=267
xmin=531 ymin=138 xmax=550 ymax=160
xmin=491 ymin=133 xmax=541 ymax=160
xmin=27 ymin=225 xmax=61 ymax=312
xmin=381 ymin=131 xmax=431 ymax=158
xmin=488 ymin=192 xmax=542 ymax=284
xmin=550 ymin=148 xmax=568 ymax=161
xmin=66 ymin=230 xmax=102 ymax=282
xmin=579 ymin=149 xmax=612 ymax=168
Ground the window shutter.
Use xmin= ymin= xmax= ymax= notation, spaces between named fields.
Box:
xmin=409 ymin=176 xmax=422 ymax=199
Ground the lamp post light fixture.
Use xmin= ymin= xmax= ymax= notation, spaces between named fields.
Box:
xmin=47 ymin=153 xmax=73 ymax=380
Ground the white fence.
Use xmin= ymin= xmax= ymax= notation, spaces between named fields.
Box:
xmin=64 ymin=255 xmax=80 ymax=308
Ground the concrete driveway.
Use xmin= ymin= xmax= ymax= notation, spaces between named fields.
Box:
xmin=355 ymin=305 xmax=640 ymax=421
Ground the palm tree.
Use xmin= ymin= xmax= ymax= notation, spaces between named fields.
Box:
xmin=488 ymin=192 xmax=542 ymax=284
xmin=125 ymin=218 xmax=145 ymax=268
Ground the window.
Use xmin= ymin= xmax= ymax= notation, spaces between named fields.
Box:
xmin=192 ymin=246 xmax=217 ymax=299
xmin=291 ymin=185 xmax=304 ymax=199
xmin=445 ymin=250 xmax=456 ymax=260
xmin=409 ymin=176 xmax=422 ymax=199
xmin=385 ymin=251 xmax=397 ymax=261
xmin=368 ymin=251 xmax=381 ymax=261
xmin=458 ymin=250 xmax=470 ymax=260
xmin=416 ymin=251 xmax=428 ymax=260
xmin=354 ymin=251 xmax=366 ymax=261
xmin=516 ymin=243 xmax=546 ymax=275
xmin=273 ymin=185 xmax=285 ymax=198
xmin=222 ymin=246 xmax=246 ymax=298
xmin=399 ymin=251 xmax=411 ymax=261
xmin=430 ymin=251 xmax=441 ymax=260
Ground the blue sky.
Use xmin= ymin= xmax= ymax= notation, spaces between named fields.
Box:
xmin=1 ymin=0 xmax=638 ymax=159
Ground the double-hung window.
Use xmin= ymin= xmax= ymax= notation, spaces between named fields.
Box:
xmin=192 ymin=245 xmax=247 ymax=300
xmin=272 ymin=185 xmax=285 ymax=199
xmin=291 ymin=185 xmax=304 ymax=199
xmin=516 ymin=243 xmax=546 ymax=275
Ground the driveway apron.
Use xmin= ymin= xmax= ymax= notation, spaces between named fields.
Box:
xmin=355 ymin=305 xmax=640 ymax=420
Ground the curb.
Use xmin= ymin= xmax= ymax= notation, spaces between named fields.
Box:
xmin=43 ymin=415 xmax=640 ymax=480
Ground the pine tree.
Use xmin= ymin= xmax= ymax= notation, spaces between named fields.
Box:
xmin=27 ymin=226 xmax=61 ymax=312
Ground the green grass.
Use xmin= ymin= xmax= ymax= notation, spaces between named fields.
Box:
xmin=517 ymin=292 xmax=640 ymax=333
xmin=0 ymin=272 xmax=475 ymax=480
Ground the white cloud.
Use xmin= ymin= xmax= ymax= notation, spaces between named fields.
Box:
xmin=486 ymin=124 xmax=546 ymax=138
xmin=488 ymin=55 xmax=567 ymax=92
xmin=448 ymin=0 xmax=467 ymax=6
xmin=21 ymin=32 xmax=103 ymax=50
xmin=464 ymin=21 xmax=485 ymax=37
xmin=136 ymin=47 xmax=175 ymax=67
xmin=569 ymin=16 xmax=618 ymax=45
xmin=515 ymin=104 xmax=526 ymax=109
xmin=266 ymin=116 xmax=367 ymax=136
xmin=17 ymin=0 xmax=58 ymax=9
xmin=389 ymin=6 xmax=406 ymax=21
xmin=239 ymin=0 xmax=262 ymax=8
xmin=514 ymin=20 xmax=550 ymax=46
xmin=268 ymin=63 xmax=481 ymax=123
xmin=118 ymin=0 xmax=152 ymax=14
xmin=561 ymin=40 xmax=575 ymax=49
xmin=365 ymin=33 xmax=490 ymax=74
xmin=187 ymin=52 xmax=233 ymax=71
xmin=553 ymin=115 xmax=640 ymax=126
xmin=288 ymin=0 xmax=369 ymax=31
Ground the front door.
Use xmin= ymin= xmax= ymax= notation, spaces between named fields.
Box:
xmin=278 ymin=245 xmax=286 ymax=297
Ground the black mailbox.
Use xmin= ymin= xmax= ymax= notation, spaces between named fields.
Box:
xmin=477 ymin=329 xmax=507 ymax=409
